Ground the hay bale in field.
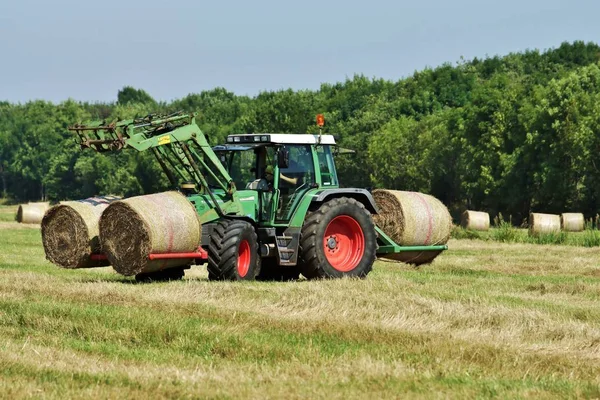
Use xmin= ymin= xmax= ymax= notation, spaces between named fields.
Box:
xmin=528 ymin=213 xmax=560 ymax=236
xmin=372 ymin=190 xmax=452 ymax=265
xmin=16 ymin=202 xmax=50 ymax=224
xmin=560 ymin=213 xmax=585 ymax=232
xmin=460 ymin=210 xmax=490 ymax=231
xmin=42 ymin=196 xmax=121 ymax=269
xmin=100 ymin=191 xmax=201 ymax=276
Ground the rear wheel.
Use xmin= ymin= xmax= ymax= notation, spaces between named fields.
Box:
xmin=299 ymin=197 xmax=376 ymax=279
xmin=207 ymin=219 xmax=260 ymax=281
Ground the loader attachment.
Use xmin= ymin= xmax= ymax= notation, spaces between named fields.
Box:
xmin=90 ymin=247 xmax=208 ymax=263
xmin=69 ymin=112 xmax=193 ymax=152
xmin=375 ymin=226 xmax=448 ymax=256
xmin=69 ymin=112 xmax=239 ymax=216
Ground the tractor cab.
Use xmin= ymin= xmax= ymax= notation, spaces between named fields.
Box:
xmin=213 ymin=134 xmax=339 ymax=222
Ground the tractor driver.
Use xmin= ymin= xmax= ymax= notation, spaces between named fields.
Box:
xmin=247 ymin=146 xmax=297 ymax=191
xmin=245 ymin=165 xmax=280 ymax=191
xmin=278 ymin=171 xmax=297 ymax=186
xmin=256 ymin=165 xmax=296 ymax=191
xmin=263 ymin=165 xmax=275 ymax=191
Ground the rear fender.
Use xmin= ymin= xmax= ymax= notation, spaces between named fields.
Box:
xmin=310 ymin=189 xmax=378 ymax=214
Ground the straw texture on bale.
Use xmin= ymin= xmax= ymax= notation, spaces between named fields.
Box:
xmin=560 ymin=213 xmax=584 ymax=232
xmin=42 ymin=196 xmax=120 ymax=269
xmin=528 ymin=213 xmax=561 ymax=235
xmin=16 ymin=202 xmax=50 ymax=224
xmin=100 ymin=191 xmax=201 ymax=276
xmin=460 ymin=210 xmax=490 ymax=231
xmin=372 ymin=190 xmax=452 ymax=265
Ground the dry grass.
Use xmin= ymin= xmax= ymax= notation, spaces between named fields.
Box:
xmin=0 ymin=205 xmax=17 ymax=222
xmin=0 ymin=208 xmax=599 ymax=399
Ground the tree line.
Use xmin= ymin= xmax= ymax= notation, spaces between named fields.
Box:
xmin=1 ymin=41 xmax=600 ymax=223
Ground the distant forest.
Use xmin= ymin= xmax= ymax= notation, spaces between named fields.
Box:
xmin=2 ymin=41 xmax=600 ymax=222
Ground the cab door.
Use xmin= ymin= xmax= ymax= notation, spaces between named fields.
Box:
xmin=274 ymin=145 xmax=316 ymax=221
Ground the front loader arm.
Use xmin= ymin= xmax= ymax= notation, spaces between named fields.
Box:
xmin=69 ymin=112 xmax=238 ymax=215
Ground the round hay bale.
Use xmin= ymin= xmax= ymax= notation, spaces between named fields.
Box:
xmin=100 ymin=191 xmax=201 ymax=276
xmin=41 ymin=196 xmax=120 ymax=269
xmin=372 ymin=190 xmax=452 ymax=265
xmin=561 ymin=213 xmax=584 ymax=232
xmin=528 ymin=213 xmax=560 ymax=236
xmin=460 ymin=210 xmax=490 ymax=231
xmin=16 ymin=202 xmax=50 ymax=224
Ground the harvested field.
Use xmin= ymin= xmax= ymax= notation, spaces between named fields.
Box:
xmin=0 ymin=205 xmax=599 ymax=399
xmin=0 ymin=205 xmax=18 ymax=222
xmin=0 ymin=221 xmax=40 ymax=230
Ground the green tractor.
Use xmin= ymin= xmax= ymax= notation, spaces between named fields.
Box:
xmin=70 ymin=112 xmax=446 ymax=281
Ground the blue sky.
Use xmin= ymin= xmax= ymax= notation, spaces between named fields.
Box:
xmin=0 ymin=0 xmax=596 ymax=103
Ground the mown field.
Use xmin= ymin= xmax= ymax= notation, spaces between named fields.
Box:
xmin=0 ymin=206 xmax=599 ymax=399
xmin=0 ymin=205 xmax=17 ymax=222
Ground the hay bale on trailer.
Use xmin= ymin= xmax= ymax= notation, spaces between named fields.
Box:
xmin=528 ymin=213 xmax=560 ymax=236
xmin=99 ymin=191 xmax=201 ymax=276
xmin=372 ymin=190 xmax=452 ymax=265
xmin=560 ymin=213 xmax=584 ymax=232
xmin=42 ymin=196 xmax=120 ymax=268
xmin=460 ymin=210 xmax=490 ymax=231
xmin=16 ymin=202 xmax=50 ymax=224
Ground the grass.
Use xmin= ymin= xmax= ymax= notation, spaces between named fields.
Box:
xmin=453 ymin=225 xmax=600 ymax=247
xmin=0 ymin=204 xmax=17 ymax=222
xmin=1 ymin=205 xmax=600 ymax=398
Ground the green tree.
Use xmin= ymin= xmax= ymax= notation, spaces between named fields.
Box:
xmin=117 ymin=86 xmax=157 ymax=106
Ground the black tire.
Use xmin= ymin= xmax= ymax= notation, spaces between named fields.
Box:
xmin=207 ymin=219 xmax=260 ymax=281
xmin=135 ymin=266 xmax=186 ymax=283
xmin=256 ymin=258 xmax=301 ymax=282
xmin=299 ymin=197 xmax=377 ymax=279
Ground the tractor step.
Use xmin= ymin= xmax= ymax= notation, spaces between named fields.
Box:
xmin=275 ymin=234 xmax=299 ymax=266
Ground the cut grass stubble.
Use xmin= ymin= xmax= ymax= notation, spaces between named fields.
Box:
xmin=0 ymin=207 xmax=600 ymax=399
xmin=453 ymin=224 xmax=600 ymax=247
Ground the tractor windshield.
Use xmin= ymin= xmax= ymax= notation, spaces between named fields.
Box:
xmin=214 ymin=144 xmax=275 ymax=190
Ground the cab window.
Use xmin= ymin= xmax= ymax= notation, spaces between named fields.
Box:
xmin=278 ymin=145 xmax=315 ymax=189
xmin=226 ymin=150 xmax=256 ymax=189
xmin=316 ymin=145 xmax=338 ymax=186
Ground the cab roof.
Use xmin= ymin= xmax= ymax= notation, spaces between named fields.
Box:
xmin=225 ymin=133 xmax=336 ymax=145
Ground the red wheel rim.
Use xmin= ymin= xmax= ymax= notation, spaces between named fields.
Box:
xmin=238 ymin=239 xmax=251 ymax=277
xmin=323 ymin=215 xmax=365 ymax=272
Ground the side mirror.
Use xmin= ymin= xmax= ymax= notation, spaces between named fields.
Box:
xmin=278 ymin=149 xmax=290 ymax=169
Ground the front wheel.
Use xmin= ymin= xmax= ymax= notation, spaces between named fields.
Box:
xmin=299 ymin=197 xmax=377 ymax=279
xmin=207 ymin=219 xmax=260 ymax=281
